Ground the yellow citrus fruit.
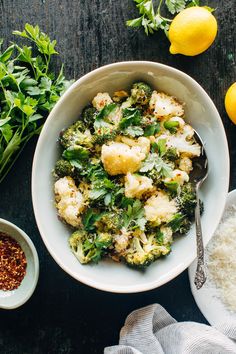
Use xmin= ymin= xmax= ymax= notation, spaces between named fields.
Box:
xmin=169 ymin=7 xmax=218 ymax=56
xmin=225 ymin=83 xmax=236 ymax=124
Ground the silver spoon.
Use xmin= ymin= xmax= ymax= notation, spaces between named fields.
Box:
xmin=190 ymin=131 xmax=209 ymax=290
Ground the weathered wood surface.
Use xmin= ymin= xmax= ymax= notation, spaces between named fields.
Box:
xmin=0 ymin=0 xmax=236 ymax=353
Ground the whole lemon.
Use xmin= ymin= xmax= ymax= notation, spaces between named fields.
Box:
xmin=225 ymin=83 xmax=236 ymax=124
xmin=169 ymin=7 xmax=217 ymax=56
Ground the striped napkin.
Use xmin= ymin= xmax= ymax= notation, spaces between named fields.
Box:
xmin=104 ymin=304 xmax=236 ymax=354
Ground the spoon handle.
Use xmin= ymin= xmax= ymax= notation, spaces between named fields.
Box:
xmin=194 ymin=184 xmax=207 ymax=290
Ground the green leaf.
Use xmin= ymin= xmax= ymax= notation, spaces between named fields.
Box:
xmin=28 ymin=114 xmax=43 ymax=122
xmin=165 ymin=0 xmax=188 ymax=14
xmin=25 ymin=23 xmax=40 ymax=39
xmin=0 ymin=62 xmax=6 ymax=80
xmin=0 ymin=130 xmax=21 ymax=166
xmin=143 ymin=123 xmax=160 ymax=136
xmin=0 ymin=45 xmax=15 ymax=63
xmin=0 ymin=124 xmax=13 ymax=143
xmin=124 ymin=126 xmax=144 ymax=137
xmin=104 ymin=193 xmax=112 ymax=206
xmin=123 ymin=199 xmax=147 ymax=231
xmin=157 ymin=138 xmax=167 ymax=156
xmin=26 ymin=86 xmax=42 ymax=96
xmin=82 ymin=209 xmax=105 ymax=232
xmin=39 ymin=77 xmax=52 ymax=91
xmin=156 ymin=229 xmax=164 ymax=244
xmin=140 ymin=152 xmax=173 ymax=178
xmin=12 ymin=30 xmax=28 ymax=38
xmin=139 ymin=153 xmax=156 ymax=172
xmin=119 ymin=107 xmax=142 ymax=129
xmin=0 ymin=116 xmax=12 ymax=127
xmin=16 ymin=45 xmax=32 ymax=63
xmin=14 ymin=94 xmax=38 ymax=116
xmin=89 ymin=188 xmax=107 ymax=200
xmin=62 ymin=146 xmax=89 ymax=160
xmin=4 ymin=90 xmax=15 ymax=106
xmin=167 ymin=213 xmax=185 ymax=232
xmin=94 ymin=103 xmax=117 ymax=130
xmin=126 ymin=16 xmax=143 ymax=28
xmin=20 ymin=78 xmax=38 ymax=88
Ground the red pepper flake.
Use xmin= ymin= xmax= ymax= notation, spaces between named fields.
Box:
xmin=0 ymin=232 xmax=27 ymax=291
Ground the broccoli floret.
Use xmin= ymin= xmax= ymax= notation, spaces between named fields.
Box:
xmin=95 ymin=212 xmax=121 ymax=232
xmin=176 ymin=182 xmax=197 ymax=217
xmin=166 ymin=182 xmax=204 ymax=235
xmin=95 ymin=232 xmax=113 ymax=248
xmin=92 ymin=126 xmax=117 ymax=144
xmin=167 ymin=213 xmax=192 ymax=235
xmin=123 ymin=234 xmax=170 ymax=269
xmin=163 ymin=148 xmax=179 ymax=162
xmin=147 ymin=168 xmax=162 ymax=185
xmin=69 ymin=229 xmax=112 ymax=264
xmin=123 ymin=237 xmax=154 ymax=269
xmin=81 ymin=106 xmax=97 ymax=128
xmin=131 ymin=82 xmax=152 ymax=106
xmin=60 ymin=120 xmax=93 ymax=149
xmin=54 ymin=159 xmax=74 ymax=178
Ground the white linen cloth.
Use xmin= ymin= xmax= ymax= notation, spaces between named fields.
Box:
xmin=104 ymin=304 xmax=236 ymax=354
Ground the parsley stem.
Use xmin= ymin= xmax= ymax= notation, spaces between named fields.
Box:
xmin=157 ymin=0 xmax=163 ymax=14
xmin=157 ymin=0 xmax=172 ymax=22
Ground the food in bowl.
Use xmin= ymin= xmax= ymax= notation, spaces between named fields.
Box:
xmin=53 ymin=81 xmax=202 ymax=269
xmin=0 ymin=232 xmax=27 ymax=291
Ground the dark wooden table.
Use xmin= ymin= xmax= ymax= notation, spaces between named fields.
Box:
xmin=0 ymin=1 xmax=236 ymax=353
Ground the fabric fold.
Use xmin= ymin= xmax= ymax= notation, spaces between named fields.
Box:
xmin=104 ymin=304 xmax=236 ymax=354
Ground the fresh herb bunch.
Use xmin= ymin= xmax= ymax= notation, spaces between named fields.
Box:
xmin=0 ymin=23 xmax=72 ymax=183
xmin=127 ymin=0 xmax=208 ymax=35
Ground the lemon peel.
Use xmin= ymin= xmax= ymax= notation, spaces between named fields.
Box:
xmin=169 ymin=7 xmax=217 ymax=56
xmin=225 ymin=83 xmax=236 ymax=124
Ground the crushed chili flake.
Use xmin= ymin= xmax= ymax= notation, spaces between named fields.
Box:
xmin=0 ymin=232 xmax=27 ymax=291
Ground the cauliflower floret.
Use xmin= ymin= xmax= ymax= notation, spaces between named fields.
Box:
xmin=54 ymin=176 xmax=75 ymax=197
xmin=179 ymin=156 xmax=193 ymax=174
xmin=92 ymin=92 xmax=113 ymax=111
xmin=164 ymin=169 xmax=189 ymax=186
xmin=156 ymin=126 xmax=200 ymax=158
xmin=149 ymin=91 xmax=184 ymax=119
xmin=101 ymin=142 xmax=146 ymax=175
xmin=166 ymin=135 xmax=201 ymax=157
xmin=125 ymin=173 xmax=155 ymax=199
xmin=144 ymin=190 xmax=177 ymax=225
xmin=54 ymin=177 xmax=84 ymax=227
xmin=182 ymin=124 xmax=194 ymax=139
xmin=114 ymin=228 xmax=130 ymax=253
xmin=119 ymin=136 xmax=150 ymax=155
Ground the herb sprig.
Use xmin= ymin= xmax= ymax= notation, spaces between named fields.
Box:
xmin=127 ymin=0 xmax=210 ymax=35
xmin=0 ymin=23 xmax=72 ymax=183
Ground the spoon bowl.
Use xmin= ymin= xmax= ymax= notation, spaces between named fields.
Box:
xmin=0 ymin=219 xmax=39 ymax=309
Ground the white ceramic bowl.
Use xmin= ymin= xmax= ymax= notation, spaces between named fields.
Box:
xmin=32 ymin=61 xmax=229 ymax=293
xmin=0 ymin=219 xmax=39 ymax=309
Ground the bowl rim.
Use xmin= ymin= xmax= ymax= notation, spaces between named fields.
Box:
xmin=0 ymin=218 xmax=39 ymax=309
xmin=31 ymin=60 xmax=230 ymax=293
